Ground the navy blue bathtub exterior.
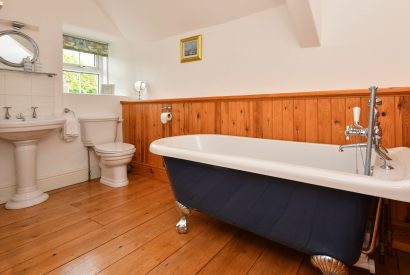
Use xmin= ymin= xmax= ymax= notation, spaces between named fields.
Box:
xmin=164 ymin=157 xmax=372 ymax=266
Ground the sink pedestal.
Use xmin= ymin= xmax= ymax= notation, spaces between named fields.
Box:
xmin=6 ymin=140 xmax=49 ymax=209
xmin=0 ymin=117 xmax=65 ymax=210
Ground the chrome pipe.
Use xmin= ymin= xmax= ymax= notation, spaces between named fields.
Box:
xmin=362 ymin=198 xmax=382 ymax=254
xmin=87 ymin=146 xmax=92 ymax=181
xmin=364 ymin=86 xmax=377 ymax=176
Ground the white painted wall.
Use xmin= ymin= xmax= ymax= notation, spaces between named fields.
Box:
xmin=0 ymin=0 xmax=133 ymax=203
xmin=135 ymin=1 xmax=410 ymax=99
xmin=95 ymin=0 xmax=285 ymax=41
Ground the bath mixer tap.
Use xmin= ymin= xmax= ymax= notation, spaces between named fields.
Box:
xmin=16 ymin=113 xmax=25 ymax=121
xmin=344 ymin=106 xmax=367 ymax=140
xmin=341 ymin=86 xmax=393 ymax=172
xmin=371 ymin=113 xmax=394 ymax=169
xmin=339 ymin=143 xmax=367 ymax=152
xmin=3 ymin=106 xmax=11 ymax=119
xmin=344 ymin=126 xmax=367 ymax=140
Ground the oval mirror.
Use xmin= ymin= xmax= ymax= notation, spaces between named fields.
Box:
xmin=0 ymin=30 xmax=39 ymax=68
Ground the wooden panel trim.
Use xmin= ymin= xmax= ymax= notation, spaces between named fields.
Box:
xmin=121 ymin=86 xmax=410 ymax=104
xmin=130 ymin=161 xmax=169 ymax=183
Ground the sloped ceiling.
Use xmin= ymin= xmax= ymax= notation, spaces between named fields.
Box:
xmin=94 ymin=0 xmax=285 ymax=41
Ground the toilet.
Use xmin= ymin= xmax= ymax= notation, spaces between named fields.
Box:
xmin=78 ymin=116 xmax=136 ymax=187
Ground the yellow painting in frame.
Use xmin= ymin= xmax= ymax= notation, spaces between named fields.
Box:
xmin=180 ymin=35 xmax=202 ymax=63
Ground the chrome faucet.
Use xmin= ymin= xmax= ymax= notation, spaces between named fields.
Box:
xmin=16 ymin=113 xmax=25 ymax=121
xmin=340 ymin=86 xmax=393 ymax=173
xmin=3 ymin=106 xmax=11 ymax=119
xmin=339 ymin=143 xmax=367 ymax=152
xmin=339 ymin=106 xmax=367 ymax=152
xmin=31 ymin=106 xmax=38 ymax=119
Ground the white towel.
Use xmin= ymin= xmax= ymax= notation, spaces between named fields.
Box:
xmin=62 ymin=110 xmax=79 ymax=142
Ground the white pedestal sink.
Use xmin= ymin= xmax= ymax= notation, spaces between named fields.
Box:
xmin=0 ymin=117 xmax=65 ymax=209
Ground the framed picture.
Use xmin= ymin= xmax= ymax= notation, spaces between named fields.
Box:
xmin=180 ymin=35 xmax=202 ymax=63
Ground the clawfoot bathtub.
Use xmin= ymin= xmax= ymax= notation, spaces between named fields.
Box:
xmin=150 ymin=134 xmax=410 ymax=274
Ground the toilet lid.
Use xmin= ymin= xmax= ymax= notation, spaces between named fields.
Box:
xmin=95 ymin=142 xmax=135 ymax=154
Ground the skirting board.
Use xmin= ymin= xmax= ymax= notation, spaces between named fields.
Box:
xmin=0 ymin=165 xmax=101 ymax=204
xmin=130 ymin=162 xmax=169 ymax=182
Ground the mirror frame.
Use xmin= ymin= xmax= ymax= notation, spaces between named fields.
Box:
xmin=0 ymin=30 xmax=39 ymax=68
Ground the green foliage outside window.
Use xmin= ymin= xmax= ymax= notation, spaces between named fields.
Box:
xmin=63 ymin=71 xmax=98 ymax=94
xmin=63 ymin=49 xmax=98 ymax=94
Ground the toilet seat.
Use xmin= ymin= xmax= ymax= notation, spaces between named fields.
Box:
xmin=95 ymin=142 xmax=135 ymax=155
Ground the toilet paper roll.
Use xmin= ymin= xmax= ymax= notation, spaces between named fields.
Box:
xmin=161 ymin=112 xmax=172 ymax=124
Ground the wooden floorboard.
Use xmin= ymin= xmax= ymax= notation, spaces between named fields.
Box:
xmin=0 ymin=175 xmax=409 ymax=274
xmin=99 ymin=214 xmax=212 ymax=275
xmin=197 ymin=231 xmax=266 ymax=275
xmin=0 ymin=180 xmax=111 ymax=228
xmin=248 ymin=242 xmax=304 ymax=275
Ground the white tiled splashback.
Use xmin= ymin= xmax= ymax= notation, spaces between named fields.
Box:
xmin=0 ymin=71 xmax=56 ymax=119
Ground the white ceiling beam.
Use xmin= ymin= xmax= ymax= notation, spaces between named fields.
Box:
xmin=285 ymin=0 xmax=321 ymax=48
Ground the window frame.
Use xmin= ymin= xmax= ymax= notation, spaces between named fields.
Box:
xmin=63 ymin=41 xmax=109 ymax=95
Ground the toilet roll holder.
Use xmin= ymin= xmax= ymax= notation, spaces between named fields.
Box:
xmin=161 ymin=105 xmax=172 ymax=124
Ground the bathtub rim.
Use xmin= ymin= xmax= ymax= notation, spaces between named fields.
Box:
xmin=150 ymin=134 xmax=410 ymax=203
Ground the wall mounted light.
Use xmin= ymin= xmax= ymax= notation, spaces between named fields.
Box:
xmin=134 ymin=81 xmax=147 ymax=100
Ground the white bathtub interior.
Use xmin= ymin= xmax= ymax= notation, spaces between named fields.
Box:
xmin=156 ymin=134 xmax=373 ymax=174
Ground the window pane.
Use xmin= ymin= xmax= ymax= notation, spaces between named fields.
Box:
xmin=63 ymin=71 xmax=80 ymax=93
xmin=79 ymin=52 xmax=96 ymax=67
xmin=63 ymin=49 xmax=79 ymax=65
xmin=80 ymin=73 xmax=98 ymax=94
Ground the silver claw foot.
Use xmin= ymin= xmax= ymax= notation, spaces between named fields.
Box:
xmin=311 ymin=255 xmax=349 ymax=275
xmin=175 ymin=201 xmax=191 ymax=234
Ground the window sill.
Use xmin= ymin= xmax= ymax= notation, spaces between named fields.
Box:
xmin=63 ymin=92 xmax=129 ymax=98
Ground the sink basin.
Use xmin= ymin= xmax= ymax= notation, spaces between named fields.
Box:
xmin=0 ymin=117 xmax=65 ymax=209
xmin=0 ymin=117 xmax=65 ymax=141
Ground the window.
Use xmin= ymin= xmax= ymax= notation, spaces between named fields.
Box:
xmin=63 ymin=34 xmax=108 ymax=94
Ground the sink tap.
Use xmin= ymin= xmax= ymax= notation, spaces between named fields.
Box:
xmin=3 ymin=106 xmax=11 ymax=119
xmin=16 ymin=113 xmax=25 ymax=122
xmin=31 ymin=106 xmax=38 ymax=119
